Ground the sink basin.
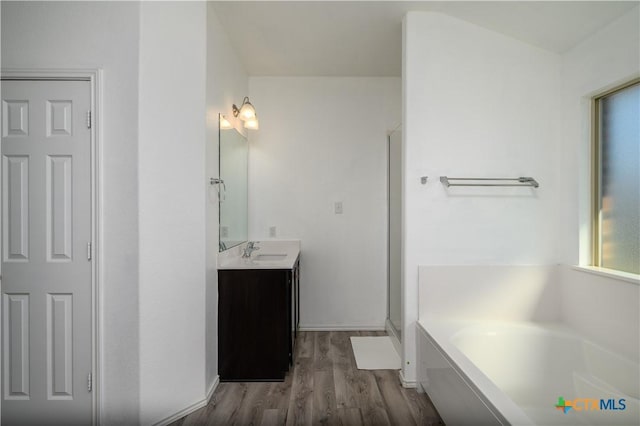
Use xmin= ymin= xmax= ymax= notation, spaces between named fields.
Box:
xmin=253 ymin=254 xmax=287 ymax=262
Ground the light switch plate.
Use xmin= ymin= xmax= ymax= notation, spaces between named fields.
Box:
xmin=334 ymin=201 xmax=343 ymax=214
xmin=269 ymin=226 xmax=277 ymax=237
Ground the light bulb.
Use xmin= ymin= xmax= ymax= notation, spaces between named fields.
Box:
xmin=239 ymin=102 xmax=256 ymax=121
xmin=244 ymin=116 xmax=259 ymax=130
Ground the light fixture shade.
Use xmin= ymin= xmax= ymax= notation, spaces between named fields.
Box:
xmin=244 ymin=116 xmax=259 ymax=130
xmin=238 ymin=99 xmax=256 ymax=121
xmin=219 ymin=115 xmax=233 ymax=129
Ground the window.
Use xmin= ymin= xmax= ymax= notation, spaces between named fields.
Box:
xmin=593 ymin=80 xmax=640 ymax=275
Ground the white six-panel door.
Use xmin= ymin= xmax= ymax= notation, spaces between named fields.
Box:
xmin=1 ymin=79 xmax=93 ymax=425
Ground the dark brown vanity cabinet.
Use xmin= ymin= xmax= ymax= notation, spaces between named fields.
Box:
xmin=218 ymin=259 xmax=300 ymax=381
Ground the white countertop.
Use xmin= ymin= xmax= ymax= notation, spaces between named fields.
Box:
xmin=217 ymin=240 xmax=300 ymax=270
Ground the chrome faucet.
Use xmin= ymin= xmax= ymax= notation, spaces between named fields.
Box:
xmin=242 ymin=241 xmax=260 ymax=258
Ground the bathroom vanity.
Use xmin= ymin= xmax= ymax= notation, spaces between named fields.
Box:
xmin=217 ymin=241 xmax=300 ymax=381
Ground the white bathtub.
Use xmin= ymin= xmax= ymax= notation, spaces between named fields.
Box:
xmin=417 ymin=320 xmax=640 ymax=425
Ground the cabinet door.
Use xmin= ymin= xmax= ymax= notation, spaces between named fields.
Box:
xmin=219 ymin=269 xmax=289 ymax=381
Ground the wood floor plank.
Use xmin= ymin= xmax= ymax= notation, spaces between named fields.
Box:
xmin=260 ymin=409 xmax=282 ymax=426
xmin=400 ymin=386 xmax=444 ymax=426
xmin=330 ymin=332 xmax=360 ymax=409
xmin=353 ymin=371 xmax=391 ymax=426
xmin=171 ymin=332 xmax=442 ymax=426
xmin=333 ymin=361 xmax=360 ymax=410
xmin=359 ymin=407 xmax=392 ymax=426
xmin=329 ymin=331 xmax=352 ymax=365
xmin=357 ymin=331 xmax=384 ymax=337
xmin=337 ymin=408 xmax=363 ymax=426
xmin=205 ymin=383 xmax=247 ymax=425
xmin=312 ymin=370 xmax=339 ymax=425
xmin=354 ymin=369 xmax=386 ymax=408
xmin=373 ymin=370 xmax=416 ymax=426
xmin=296 ymin=331 xmax=314 ymax=359
xmin=265 ymin=371 xmax=294 ymax=412
xmin=234 ymin=382 xmax=271 ymax=425
xmin=314 ymin=331 xmax=332 ymax=372
xmin=349 ymin=338 xmax=393 ymax=426
xmin=286 ymin=357 xmax=314 ymax=426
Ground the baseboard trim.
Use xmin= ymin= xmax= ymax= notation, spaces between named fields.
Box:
xmin=385 ymin=319 xmax=402 ymax=355
xmin=205 ymin=375 xmax=219 ymax=403
xmin=299 ymin=324 xmax=385 ymax=331
xmin=153 ymin=375 xmax=220 ymax=426
xmin=399 ymin=370 xmax=417 ymax=389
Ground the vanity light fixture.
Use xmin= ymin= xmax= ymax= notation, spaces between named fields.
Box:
xmin=232 ymin=96 xmax=257 ymax=121
xmin=232 ymin=96 xmax=259 ymax=130
xmin=219 ymin=115 xmax=233 ymax=129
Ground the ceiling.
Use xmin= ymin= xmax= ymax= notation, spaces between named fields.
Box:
xmin=211 ymin=1 xmax=639 ymax=77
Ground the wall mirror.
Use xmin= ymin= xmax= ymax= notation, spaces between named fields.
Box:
xmin=218 ymin=114 xmax=248 ymax=251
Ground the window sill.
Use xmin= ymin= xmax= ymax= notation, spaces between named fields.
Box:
xmin=572 ymin=265 xmax=640 ymax=285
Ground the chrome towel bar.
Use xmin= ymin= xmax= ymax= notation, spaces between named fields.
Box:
xmin=440 ymin=176 xmax=539 ymax=188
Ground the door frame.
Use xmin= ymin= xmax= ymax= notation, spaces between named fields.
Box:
xmin=0 ymin=69 xmax=102 ymax=425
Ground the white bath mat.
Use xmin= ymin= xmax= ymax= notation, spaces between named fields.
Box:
xmin=350 ymin=336 xmax=401 ymax=370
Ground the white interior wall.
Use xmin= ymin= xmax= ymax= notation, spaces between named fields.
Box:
xmin=403 ymin=11 xmax=562 ymax=382
xmin=138 ymin=2 xmax=207 ymax=424
xmin=248 ymin=77 xmax=401 ymax=329
xmin=418 ymin=265 xmax=561 ymax=321
xmin=1 ymin=2 xmax=141 ymax=423
xmin=558 ymin=7 xmax=639 ymax=364
xmin=205 ymin=3 xmax=249 ymax=393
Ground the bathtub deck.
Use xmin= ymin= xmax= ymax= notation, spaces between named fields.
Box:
xmin=170 ymin=331 xmax=443 ymax=425
xmin=419 ymin=319 xmax=640 ymax=426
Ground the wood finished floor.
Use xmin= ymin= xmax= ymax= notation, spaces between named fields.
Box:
xmin=170 ymin=331 xmax=443 ymax=426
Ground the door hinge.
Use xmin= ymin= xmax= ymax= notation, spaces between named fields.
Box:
xmin=87 ymin=373 xmax=93 ymax=393
xmin=86 ymin=110 xmax=92 ymax=129
xmin=87 ymin=242 xmax=92 ymax=261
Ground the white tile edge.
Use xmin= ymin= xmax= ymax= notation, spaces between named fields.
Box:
xmin=572 ymin=265 xmax=640 ymax=285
